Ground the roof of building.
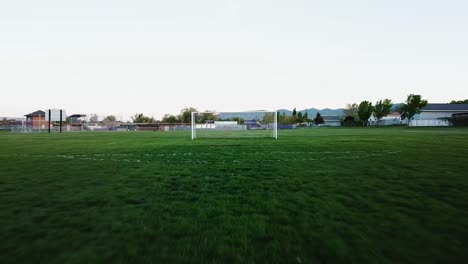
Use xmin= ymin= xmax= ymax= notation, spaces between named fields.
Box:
xmin=25 ymin=110 xmax=45 ymax=117
xmin=387 ymin=112 xmax=402 ymax=117
xmin=322 ymin=115 xmax=341 ymax=122
xmin=423 ymin=104 xmax=468 ymax=111
xmin=69 ymin=114 xmax=87 ymax=118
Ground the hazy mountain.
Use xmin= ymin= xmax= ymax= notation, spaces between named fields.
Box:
xmin=217 ymin=112 xmax=272 ymax=120
xmin=218 ymin=108 xmax=345 ymax=120
xmin=391 ymin=103 xmax=402 ymax=111
xmin=216 ymin=104 xmax=405 ymax=120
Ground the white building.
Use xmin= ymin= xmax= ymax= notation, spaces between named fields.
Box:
xmin=322 ymin=116 xmax=341 ymax=127
xmin=369 ymin=112 xmax=403 ymax=126
xmin=410 ymin=104 xmax=468 ymax=126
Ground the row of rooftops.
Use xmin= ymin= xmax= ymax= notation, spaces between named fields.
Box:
xmin=420 ymin=103 xmax=468 ymax=111
xmin=24 ymin=110 xmax=86 ymax=118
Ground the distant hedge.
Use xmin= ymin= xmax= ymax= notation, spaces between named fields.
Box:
xmin=451 ymin=115 xmax=468 ymax=126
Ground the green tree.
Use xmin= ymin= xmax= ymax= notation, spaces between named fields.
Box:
xmin=401 ymin=94 xmax=428 ymax=127
xmin=297 ymin=112 xmax=304 ymax=123
xmin=279 ymin=112 xmax=289 ymax=124
xmin=161 ymin=114 xmax=178 ymax=124
xmin=373 ymin=99 xmax=393 ymax=125
xmin=343 ymin=116 xmax=356 ymax=126
xmin=179 ymin=107 xmax=198 ymax=124
xmin=103 ymin=115 xmax=117 ymax=123
xmin=263 ymin=112 xmax=275 ymax=124
xmin=314 ymin=112 xmax=324 ymax=125
xmin=89 ymin=114 xmax=99 ymax=123
xmin=132 ymin=113 xmax=154 ymax=123
xmin=450 ymin=99 xmax=468 ymax=104
xmin=231 ymin=117 xmax=245 ymax=125
xmin=291 ymin=108 xmax=297 ymax=124
xmin=131 ymin=113 xmax=142 ymax=123
xmin=2 ymin=117 xmax=9 ymax=127
xmin=358 ymin=101 xmax=374 ymax=126
xmin=344 ymin=103 xmax=359 ymax=120
xmin=199 ymin=112 xmax=217 ymax=123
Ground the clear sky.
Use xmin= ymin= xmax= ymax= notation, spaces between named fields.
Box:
xmin=1 ymin=0 xmax=467 ymax=120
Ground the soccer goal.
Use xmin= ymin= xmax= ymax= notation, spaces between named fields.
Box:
xmin=191 ymin=111 xmax=278 ymax=139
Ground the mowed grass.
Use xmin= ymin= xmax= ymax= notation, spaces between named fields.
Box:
xmin=1 ymin=128 xmax=468 ymax=263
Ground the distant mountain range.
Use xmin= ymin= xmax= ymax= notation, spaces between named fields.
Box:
xmin=218 ymin=104 xmax=403 ymax=120
xmin=392 ymin=103 xmax=402 ymax=111
xmin=218 ymin=108 xmax=345 ymax=120
xmin=277 ymin=104 xmax=402 ymax=118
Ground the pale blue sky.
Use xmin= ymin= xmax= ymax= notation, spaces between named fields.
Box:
xmin=1 ymin=0 xmax=467 ymax=119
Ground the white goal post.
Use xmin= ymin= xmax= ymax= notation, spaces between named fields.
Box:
xmin=191 ymin=111 xmax=278 ymax=139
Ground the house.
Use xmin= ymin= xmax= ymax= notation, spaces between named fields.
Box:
xmin=322 ymin=116 xmax=341 ymax=127
xmin=0 ymin=117 xmax=23 ymax=130
xmin=67 ymin=114 xmax=87 ymax=131
xmin=410 ymin=104 xmax=468 ymax=126
xmin=68 ymin=114 xmax=86 ymax=124
xmin=25 ymin=110 xmax=46 ymax=129
xmin=369 ymin=112 xmax=403 ymax=126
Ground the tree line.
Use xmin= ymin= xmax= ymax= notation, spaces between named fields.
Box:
xmin=129 ymin=107 xmax=325 ymax=125
xmin=127 ymin=96 xmax=466 ymax=125
xmin=345 ymin=94 xmax=428 ymax=126
xmin=277 ymin=108 xmax=326 ymax=125
xmin=131 ymin=107 xmax=226 ymax=124
xmin=128 ymin=95 xmax=419 ymax=126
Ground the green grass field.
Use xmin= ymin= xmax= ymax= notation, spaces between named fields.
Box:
xmin=1 ymin=128 xmax=468 ymax=263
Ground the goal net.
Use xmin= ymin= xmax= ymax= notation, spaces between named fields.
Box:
xmin=191 ymin=111 xmax=278 ymax=139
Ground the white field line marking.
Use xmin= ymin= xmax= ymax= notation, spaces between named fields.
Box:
xmin=5 ymin=150 xmax=401 ymax=164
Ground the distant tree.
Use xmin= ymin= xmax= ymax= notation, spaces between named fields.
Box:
xmin=452 ymin=115 xmax=468 ymax=126
xmin=161 ymin=114 xmax=178 ymax=124
xmin=132 ymin=113 xmax=143 ymax=123
xmin=279 ymin=112 xmax=289 ymax=124
xmin=291 ymin=108 xmax=297 ymax=124
xmin=132 ymin=113 xmax=142 ymax=123
xmin=401 ymin=94 xmax=428 ymax=127
xmin=450 ymin=99 xmax=468 ymax=104
xmin=89 ymin=114 xmax=99 ymax=123
xmin=303 ymin=111 xmax=309 ymax=121
xmin=231 ymin=117 xmax=245 ymax=125
xmin=343 ymin=116 xmax=355 ymax=126
xmin=297 ymin=112 xmax=304 ymax=123
xmin=314 ymin=112 xmax=324 ymax=125
xmin=199 ymin=111 xmax=217 ymax=123
xmin=344 ymin=103 xmax=359 ymax=120
xmin=358 ymin=101 xmax=374 ymax=126
xmin=373 ymin=99 xmax=393 ymax=125
xmin=263 ymin=112 xmax=275 ymax=124
xmin=103 ymin=115 xmax=117 ymax=123
xmin=179 ymin=107 xmax=198 ymax=124
xmin=132 ymin=113 xmax=154 ymax=123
